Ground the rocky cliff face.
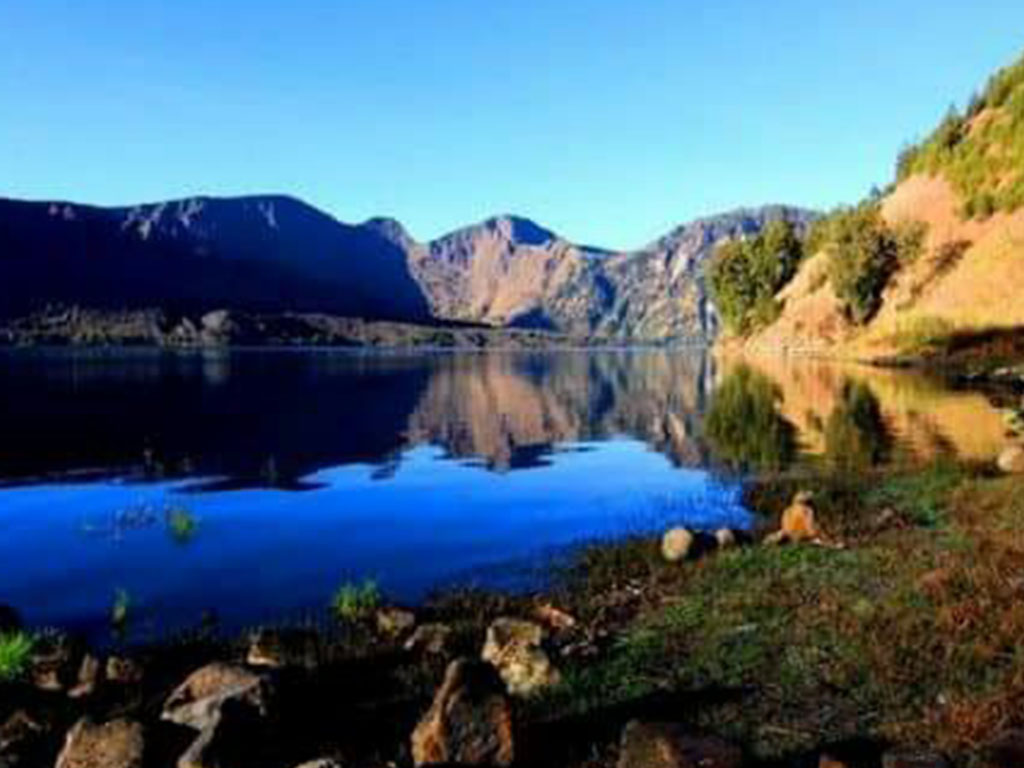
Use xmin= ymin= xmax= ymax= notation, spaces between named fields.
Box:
xmin=409 ymin=207 xmax=817 ymax=341
xmin=0 ymin=196 xmax=815 ymax=342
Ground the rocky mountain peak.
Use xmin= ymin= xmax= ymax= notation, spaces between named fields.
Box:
xmin=480 ymin=215 xmax=557 ymax=247
xmin=363 ymin=217 xmax=417 ymax=249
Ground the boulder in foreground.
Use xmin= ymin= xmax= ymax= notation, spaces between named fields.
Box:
xmin=661 ymin=527 xmax=695 ymax=562
xmin=765 ymin=491 xmax=821 ymax=545
xmin=481 ymin=618 xmax=560 ymax=697
xmin=617 ymin=721 xmax=742 ymax=768
xmin=411 ymin=658 xmax=514 ymax=767
xmin=55 ymin=718 xmax=144 ymax=768
xmin=162 ymin=663 xmax=269 ymax=731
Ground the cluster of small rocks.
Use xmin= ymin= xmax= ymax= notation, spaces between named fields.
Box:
xmin=660 ymin=490 xmax=830 ymax=566
xmin=2 ymin=595 xmax=1019 ymax=768
xmin=0 ymin=600 xmax=575 ymax=768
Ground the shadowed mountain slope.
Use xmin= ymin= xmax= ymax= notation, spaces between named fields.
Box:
xmin=0 ymin=195 xmax=432 ymax=322
xmin=0 ymin=195 xmax=815 ymax=341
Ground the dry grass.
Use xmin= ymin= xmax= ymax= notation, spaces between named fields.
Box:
xmin=531 ymin=465 xmax=1024 ymax=762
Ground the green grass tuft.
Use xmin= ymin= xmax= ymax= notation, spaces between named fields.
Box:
xmin=866 ymin=459 xmax=965 ymax=527
xmin=331 ymin=579 xmax=382 ymax=622
xmin=111 ymin=588 xmax=132 ymax=630
xmin=0 ymin=632 xmax=34 ymax=682
xmin=165 ymin=505 xmax=199 ymax=544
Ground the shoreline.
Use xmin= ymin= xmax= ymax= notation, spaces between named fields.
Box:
xmin=5 ymin=460 xmax=1024 ymax=767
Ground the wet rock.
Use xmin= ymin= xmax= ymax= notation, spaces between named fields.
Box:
xmin=0 ymin=710 xmax=45 ymax=766
xmin=404 ymin=623 xmax=453 ymax=656
xmin=534 ymin=603 xmax=577 ymax=631
xmin=55 ymin=718 xmax=144 ymax=768
xmin=481 ymin=618 xmax=560 ymax=697
xmin=29 ymin=634 xmax=77 ymax=692
xmin=617 ymin=721 xmax=743 ymax=768
xmin=997 ymin=444 xmax=1024 ymax=474
xmin=782 ymin=491 xmax=820 ymax=539
xmin=980 ymin=730 xmax=1024 ymax=767
xmin=714 ymin=529 xmax=737 ymax=550
xmin=411 ymin=658 xmax=514 ymax=767
xmin=881 ymin=748 xmax=950 ymax=768
xmin=163 ymin=663 xmax=270 ymax=732
xmin=68 ymin=654 xmax=101 ymax=699
xmin=661 ymin=527 xmax=694 ymax=562
xmin=376 ymin=607 xmax=416 ymax=637
xmin=105 ymin=656 xmax=144 ymax=685
xmin=765 ymin=491 xmax=821 ymax=545
xmin=246 ymin=627 xmax=320 ymax=670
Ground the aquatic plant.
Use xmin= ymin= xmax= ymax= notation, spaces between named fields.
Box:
xmin=165 ymin=505 xmax=199 ymax=544
xmin=0 ymin=632 xmax=34 ymax=682
xmin=111 ymin=588 xmax=132 ymax=630
xmin=331 ymin=579 xmax=381 ymax=622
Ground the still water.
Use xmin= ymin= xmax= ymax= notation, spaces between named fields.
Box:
xmin=0 ymin=349 xmax=1008 ymax=641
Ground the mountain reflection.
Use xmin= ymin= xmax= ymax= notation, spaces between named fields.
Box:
xmin=0 ymin=349 xmax=1010 ymax=487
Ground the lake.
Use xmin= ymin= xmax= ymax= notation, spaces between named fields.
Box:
xmin=0 ymin=348 xmax=1009 ymax=643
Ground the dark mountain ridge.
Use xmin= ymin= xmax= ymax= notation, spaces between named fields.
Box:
xmin=0 ymin=195 xmax=431 ymax=323
xmin=0 ymin=194 xmax=816 ymax=341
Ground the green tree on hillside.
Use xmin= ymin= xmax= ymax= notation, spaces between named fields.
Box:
xmin=707 ymin=220 xmax=803 ymax=335
xmin=896 ymin=51 xmax=1024 ymax=217
xmin=821 ymin=205 xmax=924 ymax=324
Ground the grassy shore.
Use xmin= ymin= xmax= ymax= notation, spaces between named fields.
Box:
xmin=3 ymin=460 xmax=1023 ymax=767
xmin=518 ymin=460 xmax=1024 ymax=764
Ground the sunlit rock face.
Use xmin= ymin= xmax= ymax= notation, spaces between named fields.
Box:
xmin=405 ymin=352 xmax=713 ymax=471
xmin=409 ymin=207 xmax=818 ymax=342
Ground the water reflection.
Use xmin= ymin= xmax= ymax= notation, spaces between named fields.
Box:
xmin=823 ymin=380 xmax=893 ymax=473
xmin=0 ymin=349 xmax=1011 ymax=486
xmin=712 ymin=354 xmax=1007 ymax=466
xmin=704 ymin=365 xmax=797 ymax=473
xmin=0 ymin=349 xmax=1012 ymax=640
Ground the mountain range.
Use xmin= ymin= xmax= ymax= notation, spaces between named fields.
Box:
xmin=0 ymin=195 xmax=816 ymax=343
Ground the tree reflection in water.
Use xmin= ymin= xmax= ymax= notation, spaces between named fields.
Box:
xmin=705 ymin=365 xmax=797 ymax=473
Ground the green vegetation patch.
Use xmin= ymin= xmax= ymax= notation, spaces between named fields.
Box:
xmin=331 ymin=579 xmax=382 ymax=622
xmin=111 ymin=587 xmax=132 ymax=631
xmin=816 ymin=204 xmax=925 ymax=324
xmin=899 ymin=52 xmax=1024 ymax=218
xmin=535 ymin=462 xmax=1024 ymax=760
xmin=866 ymin=459 xmax=964 ymax=527
xmin=165 ymin=505 xmax=199 ymax=544
xmin=707 ymin=220 xmax=804 ymax=335
xmin=0 ymin=632 xmax=34 ymax=682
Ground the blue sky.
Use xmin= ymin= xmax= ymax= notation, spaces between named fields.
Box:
xmin=1 ymin=1 xmax=1022 ymax=249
